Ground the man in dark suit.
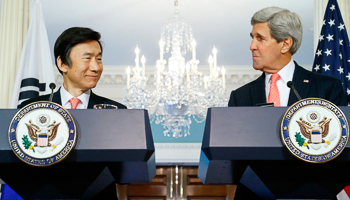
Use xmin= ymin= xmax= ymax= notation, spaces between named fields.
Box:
xmin=17 ymin=27 xmax=123 ymax=199
xmin=229 ymin=7 xmax=347 ymax=200
xmin=18 ymin=27 xmax=126 ymax=109
xmin=228 ymin=7 xmax=347 ymax=107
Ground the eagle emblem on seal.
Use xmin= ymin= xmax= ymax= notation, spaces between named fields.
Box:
xmin=296 ymin=111 xmax=331 ymax=144
xmin=23 ymin=114 xmax=61 ymax=150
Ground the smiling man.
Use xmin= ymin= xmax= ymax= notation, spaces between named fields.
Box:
xmin=228 ymin=7 xmax=347 ymax=107
xmin=18 ymin=27 xmax=126 ymax=109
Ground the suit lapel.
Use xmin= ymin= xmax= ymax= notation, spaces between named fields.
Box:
xmin=87 ymin=91 xmax=98 ymax=109
xmin=288 ymin=62 xmax=312 ymax=106
xmin=251 ymin=73 xmax=266 ymax=106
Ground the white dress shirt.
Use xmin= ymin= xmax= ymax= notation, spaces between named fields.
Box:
xmin=60 ymin=86 xmax=91 ymax=109
xmin=265 ymin=59 xmax=295 ymax=107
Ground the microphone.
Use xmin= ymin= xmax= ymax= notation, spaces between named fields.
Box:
xmin=256 ymin=102 xmax=274 ymax=107
xmin=49 ymin=83 xmax=56 ymax=102
xmin=287 ymin=81 xmax=301 ymax=101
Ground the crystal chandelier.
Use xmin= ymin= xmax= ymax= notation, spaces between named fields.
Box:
xmin=123 ymin=0 xmax=227 ymax=138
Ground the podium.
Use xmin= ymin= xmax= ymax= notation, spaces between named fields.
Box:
xmin=0 ymin=109 xmax=156 ymax=199
xmin=198 ymin=107 xmax=350 ymax=199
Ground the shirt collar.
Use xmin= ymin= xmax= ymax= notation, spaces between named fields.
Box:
xmin=60 ymin=86 xmax=90 ymax=109
xmin=265 ymin=59 xmax=295 ymax=84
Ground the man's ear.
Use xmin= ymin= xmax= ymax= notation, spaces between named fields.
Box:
xmin=57 ymin=56 xmax=68 ymax=73
xmin=281 ymin=37 xmax=293 ymax=54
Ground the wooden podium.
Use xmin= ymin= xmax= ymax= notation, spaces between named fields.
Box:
xmin=0 ymin=109 xmax=156 ymax=199
xmin=198 ymin=107 xmax=350 ymax=199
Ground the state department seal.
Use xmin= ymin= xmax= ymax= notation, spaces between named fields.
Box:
xmin=281 ymin=98 xmax=348 ymax=163
xmin=8 ymin=101 xmax=77 ymax=167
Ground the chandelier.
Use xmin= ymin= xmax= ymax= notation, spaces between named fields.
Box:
xmin=122 ymin=0 xmax=227 ymax=138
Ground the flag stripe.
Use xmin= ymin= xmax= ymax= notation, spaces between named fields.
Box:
xmin=18 ymin=91 xmax=39 ymax=100
xmin=338 ymin=189 xmax=350 ymax=200
xmin=345 ymin=186 xmax=350 ymax=197
xmin=20 ymin=78 xmax=46 ymax=91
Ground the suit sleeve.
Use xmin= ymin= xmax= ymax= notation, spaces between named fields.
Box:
xmin=329 ymin=79 xmax=347 ymax=106
xmin=228 ymin=90 xmax=236 ymax=107
xmin=17 ymin=103 xmax=23 ymax=109
xmin=17 ymin=98 xmax=35 ymax=109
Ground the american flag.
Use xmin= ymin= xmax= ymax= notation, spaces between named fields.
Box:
xmin=312 ymin=0 xmax=350 ymax=105
xmin=316 ymin=2 xmax=350 ymax=200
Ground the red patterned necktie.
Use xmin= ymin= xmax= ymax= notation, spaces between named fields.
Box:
xmin=267 ymin=73 xmax=281 ymax=107
xmin=69 ymin=98 xmax=81 ymax=109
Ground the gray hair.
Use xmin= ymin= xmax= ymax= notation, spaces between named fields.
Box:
xmin=251 ymin=7 xmax=303 ymax=55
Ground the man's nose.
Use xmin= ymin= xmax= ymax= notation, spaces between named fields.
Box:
xmin=250 ymin=39 xmax=257 ymax=51
xmin=90 ymin=59 xmax=102 ymax=72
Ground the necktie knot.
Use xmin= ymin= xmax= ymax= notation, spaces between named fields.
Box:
xmin=69 ymin=98 xmax=81 ymax=109
xmin=271 ymin=73 xmax=280 ymax=83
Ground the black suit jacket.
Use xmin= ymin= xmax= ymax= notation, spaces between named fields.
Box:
xmin=18 ymin=88 xmax=127 ymax=109
xmin=228 ymin=62 xmax=347 ymax=107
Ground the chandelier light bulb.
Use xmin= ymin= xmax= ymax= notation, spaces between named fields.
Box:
xmin=212 ymin=47 xmax=217 ymax=55
xmin=191 ymin=40 xmax=197 ymax=61
xmin=141 ymin=55 xmax=146 ymax=64
xmin=186 ymin=62 xmax=190 ymax=71
xmin=213 ymin=46 xmax=217 ymax=74
xmin=135 ymin=46 xmax=140 ymax=68
xmin=208 ymin=55 xmax=213 ymax=64
xmin=204 ymin=76 xmax=208 ymax=89
xmin=191 ymin=40 xmax=196 ymax=47
xmin=159 ymin=40 xmax=164 ymax=62
xmin=159 ymin=40 xmax=164 ymax=47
